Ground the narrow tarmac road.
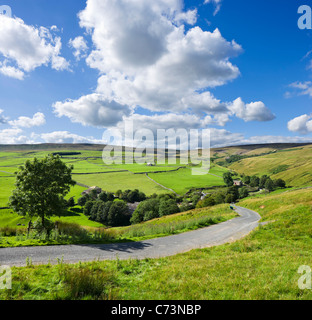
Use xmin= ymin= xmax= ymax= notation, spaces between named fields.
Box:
xmin=0 ymin=206 xmax=261 ymax=267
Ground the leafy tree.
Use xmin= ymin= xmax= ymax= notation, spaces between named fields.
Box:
xmin=242 ymin=176 xmax=251 ymax=185
xmin=159 ymin=199 xmax=180 ymax=217
xmin=107 ymin=201 xmax=130 ymax=227
xmin=213 ymin=192 xmax=226 ymax=205
xmin=223 ymin=172 xmax=234 ymax=187
xmin=9 ymin=155 xmax=76 ymax=232
xmin=265 ymin=178 xmax=275 ymax=192
xmin=78 ymin=194 xmax=89 ymax=207
xmin=67 ymin=197 xmax=75 ymax=208
xmin=259 ymin=175 xmax=269 ymax=189
xmin=239 ymin=187 xmax=249 ymax=199
xmin=274 ymin=179 xmax=286 ymax=189
xmin=250 ymin=176 xmax=260 ymax=188
xmin=83 ymin=200 xmax=94 ymax=216
xmin=98 ymin=192 xmax=108 ymax=202
xmin=131 ymin=199 xmax=160 ymax=224
xmin=196 ymin=196 xmax=215 ymax=208
xmin=96 ymin=201 xmax=114 ymax=225
xmin=90 ymin=200 xmax=104 ymax=221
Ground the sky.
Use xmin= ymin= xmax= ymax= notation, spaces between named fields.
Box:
xmin=0 ymin=0 xmax=312 ymax=148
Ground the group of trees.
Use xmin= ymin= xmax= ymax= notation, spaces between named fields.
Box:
xmin=84 ymin=200 xmax=131 ymax=227
xmin=223 ymin=172 xmax=286 ymax=192
xmin=115 ymin=189 xmax=146 ymax=203
xmin=241 ymin=175 xmax=286 ymax=191
xmin=78 ymin=189 xmax=147 ymax=227
xmin=130 ymin=194 xmax=180 ymax=224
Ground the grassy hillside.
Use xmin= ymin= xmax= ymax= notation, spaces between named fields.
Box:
xmin=229 ymin=144 xmax=312 ymax=187
xmin=1 ymin=187 xmax=312 ymax=300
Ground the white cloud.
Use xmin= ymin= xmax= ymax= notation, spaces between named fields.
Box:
xmin=0 ymin=62 xmax=24 ymax=80
xmin=69 ymin=36 xmax=88 ymax=61
xmin=53 ymin=93 xmax=131 ymax=128
xmin=8 ymin=112 xmax=46 ymax=128
xmin=39 ymin=131 xmax=103 ymax=144
xmin=0 ymin=128 xmax=32 ymax=144
xmin=204 ymin=0 xmax=222 ymax=16
xmin=288 ymin=114 xmax=312 ymax=134
xmin=287 ymin=81 xmax=312 ymax=98
xmin=0 ymin=15 xmax=69 ymax=79
xmin=50 ymin=0 xmax=274 ymax=142
xmin=228 ymin=98 xmax=275 ymax=122
xmin=78 ymin=0 xmax=243 ymax=115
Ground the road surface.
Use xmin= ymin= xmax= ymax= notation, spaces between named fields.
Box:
xmin=0 ymin=206 xmax=261 ymax=267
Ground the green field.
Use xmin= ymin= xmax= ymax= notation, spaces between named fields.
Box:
xmin=148 ymin=166 xmax=226 ymax=195
xmin=0 ymin=148 xmax=229 ymax=208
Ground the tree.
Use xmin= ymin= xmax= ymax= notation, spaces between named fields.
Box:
xmin=78 ymin=194 xmax=89 ymax=207
xmin=259 ymin=175 xmax=269 ymax=189
xmin=98 ymin=192 xmax=108 ymax=202
xmin=107 ymin=201 xmax=130 ymax=227
xmin=239 ymin=187 xmax=249 ymax=199
xmin=10 ymin=155 xmax=76 ymax=232
xmin=265 ymin=178 xmax=274 ymax=192
xmin=223 ymin=172 xmax=234 ymax=187
xmin=159 ymin=199 xmax=180 ymax=217
xmin=250 ymin=176 xmax=260 ymax=188
xmin=131 ymin=198 xmax=160 ymax=224
xmin=67 ymin=197 xmax=75 ymax=208
xmin=242 ymin=175 xmax=251 ymax=185
xmin=83 ymin=200 xmax=94 ymax=216
xmin=274 ymin=179 xmax=286 ymax=189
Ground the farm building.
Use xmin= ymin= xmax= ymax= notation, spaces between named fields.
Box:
xmin=81 ymin=186 xmax=102 ymax=196
xmin=233 ymin=180 xmax=243 ymax=187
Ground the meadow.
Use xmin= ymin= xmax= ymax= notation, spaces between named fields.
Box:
xmin=1 ymin=187 xmax=312 ymax=300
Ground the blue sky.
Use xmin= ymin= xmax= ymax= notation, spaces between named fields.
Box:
xmin=0 ymin=0 xmax=312 ymax=147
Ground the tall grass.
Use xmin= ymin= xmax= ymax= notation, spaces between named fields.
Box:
xmin=58 ymin=264 xmax=117 ymax=300
xmin=118 ymin=215 xmax=226 ymax=239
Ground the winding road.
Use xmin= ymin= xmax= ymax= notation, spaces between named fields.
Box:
xmin=0 ymin=206 xmax=261 ymax=267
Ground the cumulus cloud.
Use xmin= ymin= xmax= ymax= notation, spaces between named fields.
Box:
xmin=77 ymin=0 xmax=243 ymax=114
xmin=53 ymin=93 xmax=132 ymax=128
xmin=0 ymin=15 xmax=69 ymax=79
xmin=228 ymin=98 xmax=275 ymax=122
xmin=288 ymin=114 xmax=312 ymax=134
xmin=50 ymin=0 xmax=274 ymax=142
xmin=8 ymin=112 xmax=46 ymax=128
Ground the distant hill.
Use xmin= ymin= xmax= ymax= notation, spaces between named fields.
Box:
xmin=0 ymin=143 xmax=107 ymax=152
xmin=219 ymin=143 xmax=312 ymax=187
